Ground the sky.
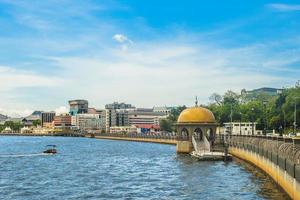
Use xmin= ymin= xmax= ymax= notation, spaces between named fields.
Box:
xmin=0 ymin=0 xmax=300 ymax=117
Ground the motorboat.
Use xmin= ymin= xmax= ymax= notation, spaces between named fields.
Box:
xmin=43 ymin=145 xmax=57 ymax=154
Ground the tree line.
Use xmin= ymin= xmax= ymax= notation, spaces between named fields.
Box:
xmin=160 ymin=86 xmax=300 ymax=134
xmin=0 ymin=120 xmax=41 ymax=133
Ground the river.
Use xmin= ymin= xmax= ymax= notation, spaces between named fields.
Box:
xmin=0 ymin=136 xmax=290 ymax=200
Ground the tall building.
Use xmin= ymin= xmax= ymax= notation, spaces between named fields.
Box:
xmin=105 ymin=102 xmax=134 ymax=132
xmin=41 ymin=112 xmax=56 ymax=127
xmin=105 ymin=102 xmax=135 ymax=110
xmin=72 ymin=114 xmax=103 ymax=130
xmin=69 ymin=99 xmax=88 ymax=116
xmin=105 ymin=109 xmax=130 ymax=132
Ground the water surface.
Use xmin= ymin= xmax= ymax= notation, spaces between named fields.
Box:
xmin=0 ymin=136 xmax=289 ymax=200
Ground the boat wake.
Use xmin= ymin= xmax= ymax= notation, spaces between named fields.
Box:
xmin=0 ymin=153 xmax=51 ymax=158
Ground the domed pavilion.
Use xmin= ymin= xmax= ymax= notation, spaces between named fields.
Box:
xmin=176 ymin=100 xmax=218 ymax=153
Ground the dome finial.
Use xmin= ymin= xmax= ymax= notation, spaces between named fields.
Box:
xmin=195 ymin=96 xmax=198 ymax=107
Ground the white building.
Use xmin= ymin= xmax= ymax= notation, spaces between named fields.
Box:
xmin=128 ymin=108 xmax=167 ymax=126
xmin=2 ymin=127 xmax=12 ymax=133
xmin=224 ymin=122 xmax=258 ymax=135
xmin=72 ymin=114 xmax=103 ymax=130
xmin=153 ymin=106 xmax=171 ymax=115
xmin=109 ymin=126 xmax=137 ymax=134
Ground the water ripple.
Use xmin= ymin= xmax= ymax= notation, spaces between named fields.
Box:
xmin=0 ymin=136 xmax=290 ymax=200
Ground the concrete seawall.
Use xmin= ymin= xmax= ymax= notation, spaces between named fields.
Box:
xmin=229 ymin=135 xmax=300 ymax=200
xmin=230 ymin=147 xmax=300 ymax=200
xmin=94 ymin=135 xmax=177 ymax=145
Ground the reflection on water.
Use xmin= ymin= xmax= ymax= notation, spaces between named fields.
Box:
xmin=0 ymin=136 xmax=290 ymax=200
xmin=233 ymin=158 xmax=291 ymax=200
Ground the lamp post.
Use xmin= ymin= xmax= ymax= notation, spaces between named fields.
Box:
xmin=230 ymin=104 xmax=233 ymax=135
xmin=279 ymin=125 xmax=283 ymax=137
xmin=239 ymin=112 xmax=242 ymax=135
xmin=251 ymin=108 xmax=254 ymax=136
xmin=294 ymin=99 xmax=298 ymax=135
xmin=263 ymin=101 xmax=267 ymax=136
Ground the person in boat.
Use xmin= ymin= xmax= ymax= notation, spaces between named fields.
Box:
xmin=43 ymin=145 xmax=57 ymax=154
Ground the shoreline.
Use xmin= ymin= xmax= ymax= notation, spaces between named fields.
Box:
xmin=94 ymin=135 xmax=177 ymax=145
xmin=0 ymin=133 xmax=83 ymax=137
xmin=0 ymin=134 xmax=177 ymax=145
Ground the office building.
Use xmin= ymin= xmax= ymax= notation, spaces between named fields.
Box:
xmin=69 ymin=99 xmax=88 ymax=116
xmin=128 ymin=108 xmax=167 ymax=126
xmin=53 ymin=114 xmax=72 ymax=128
xmin=41 ymin=112 xmax=56 ymax=127
xmin=72 ymin=114 xmax=103 ymax=130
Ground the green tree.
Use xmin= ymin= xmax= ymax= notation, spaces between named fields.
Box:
xmin=32 ymin=119 xmax=41 ymax=127
xmin=159 ymin=119 xmax=173 ymax=132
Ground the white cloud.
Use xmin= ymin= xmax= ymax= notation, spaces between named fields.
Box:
xmin=113 ymin=34 xmax=133 ymax=44
xmin=267 ymin=4 xmax=300 ymax=11
xmin=113 ymin=34 xmax=128 ymax=43
xmin=0 ymin=107 xmax=33 ymax=118
xmin=54 ymin=106 xmax=68 ymax=115
xmin=47 ymin=39 xmax=294 ymax=108
xmin=0 ymin=65 xmax=61 ymax=92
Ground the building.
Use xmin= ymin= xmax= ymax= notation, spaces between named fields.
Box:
xmin=242 ymin=87 xmax=283 ymax=96
xmin=105 ymin=102 xmax=135 ymax=132
xmin=41 ymin=112 xmax=56 ymax=127
xmin=2 ymin=127 xmax=12 ymax=133
xmin=223 ymin=122 xmax=257 ymax=135
xmin=105 ymin=102 xmax=135 ymax=110
xmin=128 ymin=108 xmax=167 ymax=126
xmin=105 ymin=109 xmax=129 ymax=132
xmin=21 ymin=127 xmax=32 ymax=134
xmin=69 ymin=99 xmax=88 ymax=116
xmin=153 ymin=106 xmax=171 ymax=115
xmin=53 ymin=114 xmax=72 ymax=128
xmin=72 ymin=114 xmax=103 ymax=130
xmin=109 ymin=126 xmax=137 ymax=134
xmin=135 ymin=124 xmax=160 ymax=134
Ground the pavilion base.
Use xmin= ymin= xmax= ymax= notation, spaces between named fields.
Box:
xmin=190 ymin=151 xmax=232 ymax=161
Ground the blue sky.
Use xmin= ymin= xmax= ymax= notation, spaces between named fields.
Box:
xmin=0 ymin=0 xmax=300 ymax=116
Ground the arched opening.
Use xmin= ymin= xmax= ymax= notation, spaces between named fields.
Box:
xmin=207 ymin=128 xmax=214 ymax=141
xmin=181 ymin=128 xmax=189 ymax=140
xmin=193 ymin=128 xmax=203 ymax=141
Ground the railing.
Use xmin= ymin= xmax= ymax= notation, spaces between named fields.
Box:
xmin=228 ymin=134 xmax=300 ymax=182
xmin=95 ymin=133 xmax=177 ymax=140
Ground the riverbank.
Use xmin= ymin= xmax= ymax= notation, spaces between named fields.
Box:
xmin=0 ymin=133 xmax=84 ymax=137
xmin=94 ymin=135 xmax=177 ymax=145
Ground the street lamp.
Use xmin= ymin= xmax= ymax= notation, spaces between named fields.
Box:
xmin=239 ymin=112 xmax=242 ymax=135
xmin=263 ymin=101 xmax=267 ymax=136
xmin=293 ymin=98 xmax=299 ymax=135
xmin=230 ymin=104 xmax=233 ymax=135
xmin=251 ymin=108 xmax=254 ymax=136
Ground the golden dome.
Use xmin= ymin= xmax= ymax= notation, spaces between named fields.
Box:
xmin=177 ymin=106 xmax=216 ymax=123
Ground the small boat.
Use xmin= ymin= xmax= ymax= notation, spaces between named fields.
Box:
xmin=43 ymin=145 xmax=57 ymax=154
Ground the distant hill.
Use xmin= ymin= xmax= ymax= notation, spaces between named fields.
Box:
xmin=0 ymin=114 xmax=9 ymax=122
xmin=25 ymin=111 xmax=43 ymax=121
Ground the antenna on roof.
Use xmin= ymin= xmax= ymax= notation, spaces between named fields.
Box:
xmin=195 ymin=96 xmax=198 ymax=107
